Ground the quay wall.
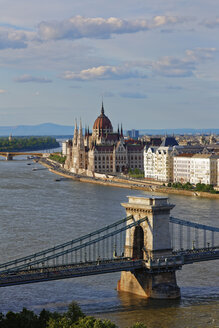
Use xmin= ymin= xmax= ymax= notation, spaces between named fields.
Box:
xmin=38 ymin=159 xmax=219 ymax=200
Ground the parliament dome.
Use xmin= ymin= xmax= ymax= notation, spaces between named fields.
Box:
xmin=93 ymin=103 xmax=113 ymax=134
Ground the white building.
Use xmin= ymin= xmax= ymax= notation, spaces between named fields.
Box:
xmin=190 ymin=154 xmax=218 ymax=186
xmin=173 ymin=154 xmax=193 ymax=183
xmin=62 ymin=140 xmax=68 ymax=156
xmin=144 ymin=137 xmax=179 ymax=182
xmin=143 ymin=147 xmax=157 ymax=180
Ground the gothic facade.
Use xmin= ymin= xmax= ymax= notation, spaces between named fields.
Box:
xmin=64 ymin=104 xmax=144 ymax=176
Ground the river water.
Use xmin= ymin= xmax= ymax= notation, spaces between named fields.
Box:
xmin=0 ymin=158 xmax=218 ymax=328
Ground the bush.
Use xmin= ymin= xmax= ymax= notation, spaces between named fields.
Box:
xmin=49 ymin=154 xmax=66 ymax=164
xmin=128 ymin=168 xmax=144 ymax=178
xmin=195 ymin=183 xmax=216 ymax=193
xmin=183 ymin=182 xmax=193 ymax=190
xmin=169 ymin=181 xmax=218 ymax=194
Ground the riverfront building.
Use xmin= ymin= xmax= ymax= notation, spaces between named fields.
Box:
xmin=173 ymin=154 xmax=193 ymax=183
xmin=172 ymin=153 xmax=219 ymax=186
xmin=64 ymin=103 xmax=144 ymax=176
xmin=143 ymin=137 xmax=179 ymax=182
xmin=143 ymin=137 xmax=219 ymax=185
xmin=190 ymin=154 xmax=218 ymax=185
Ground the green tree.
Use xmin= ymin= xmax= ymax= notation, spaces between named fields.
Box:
xmin=76 ymin=317 xmax=117 ymax=328
xmin=65 ymin=301 xmax=85 ymax=323
xmin=47 ymin=317 xmax=73 ymax=328
xmin=130 ymin=323 xmax=147 ymax=328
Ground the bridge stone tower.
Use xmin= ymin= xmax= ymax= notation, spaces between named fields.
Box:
xmin=117 ymin=196 xmax=180 ymax=299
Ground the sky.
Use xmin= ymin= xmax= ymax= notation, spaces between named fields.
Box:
xmin=0 ymin=0 xmax=219 ymax=130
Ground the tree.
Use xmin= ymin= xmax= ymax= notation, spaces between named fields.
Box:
xmin=65 ymin=301 xmax=85 ymax=323
xmin=47 ymin=317 xmax=73 ymax=328
xmin=76 ymin=317 xmax=117 ymax=328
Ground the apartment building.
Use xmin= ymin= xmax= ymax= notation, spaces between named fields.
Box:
xmin=190 ymin=154 xmax=218 ymax=185
xmin=173 ymin=154 xmax=193 ymax=183
xmin=144 ymin=137 xmax=178 ymax=182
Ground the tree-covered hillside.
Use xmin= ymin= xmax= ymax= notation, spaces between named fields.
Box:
xmin=0 ymin=136 xmax=59 ymax=152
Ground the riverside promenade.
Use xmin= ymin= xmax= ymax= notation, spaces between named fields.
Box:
xmin=38 ymin=158 xmax=219 ymax=200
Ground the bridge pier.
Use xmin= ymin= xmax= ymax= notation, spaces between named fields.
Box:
xmin=117 ymin=196 xmax=180 ymax=299
xmin=118 ymin=270 xmax=180 ymax=299
xmin=6 ymin=153 xmax=13 ymax=160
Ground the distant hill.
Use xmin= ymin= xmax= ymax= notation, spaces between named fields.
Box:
xmin=139 ymin=128 xmax=219 ymax=135
xmin=0 ymin=123 xmax=218 ymax=136
xmin=0 ymin=123 xmax=74 ymax=136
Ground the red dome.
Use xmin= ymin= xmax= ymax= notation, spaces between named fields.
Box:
xmin=93 ymin=104 xmax=113 ymax=131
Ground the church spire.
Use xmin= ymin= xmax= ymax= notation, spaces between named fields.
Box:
xmin=118 ymin=124 xmax=120 ymax=136
xmin=73 ymin=119 xmax=78 ymax=146
xmin=121 ymin=124 xmax=123 ymax=138
xmin=77 ymin=119 xmax=84 ymax=149
xmin=85 ymin=125 xmax=87 ymax=137
xmin=101 ymin=101 xmax=104 ymax=115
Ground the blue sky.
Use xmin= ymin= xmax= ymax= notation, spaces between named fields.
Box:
xmin=0 ymin=0 xmax=219 ymax=129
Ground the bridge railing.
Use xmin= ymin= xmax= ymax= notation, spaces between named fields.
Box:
xmin=0 ymin=215 xmax=148 ymax=274
xmin=169 ymin=217 xmax=219 ymax=251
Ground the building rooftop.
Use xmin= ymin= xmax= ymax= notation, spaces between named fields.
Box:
xmin=175 ymin=153 xmax=194 ymax=158
xmin=192 ymin=154 xmax=219 ymax=159
xmin=160 ymin=136 xmax=179 ymax=147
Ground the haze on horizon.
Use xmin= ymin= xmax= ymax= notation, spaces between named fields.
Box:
xmin=0 ymin=0 xmax=219 ymax=130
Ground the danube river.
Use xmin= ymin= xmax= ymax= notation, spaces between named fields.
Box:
xmin=0 ymin=158 xmax=219 ymax=328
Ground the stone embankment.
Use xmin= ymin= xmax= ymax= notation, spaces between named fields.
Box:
xmin=38 ymin=158 xmax=219 ymax=200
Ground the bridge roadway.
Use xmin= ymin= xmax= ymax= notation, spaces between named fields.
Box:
xmin=0 ymin=247 xmax=218 ymax=288
xmin=0 ymin=152 xmax=43 ymax=157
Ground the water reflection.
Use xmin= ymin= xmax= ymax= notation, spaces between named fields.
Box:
xmin=97 ymin=291 xmax=219 ymax=328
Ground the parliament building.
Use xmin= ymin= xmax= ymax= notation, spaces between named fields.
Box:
xmin=64 ymin=103 xmax=144 ymax=176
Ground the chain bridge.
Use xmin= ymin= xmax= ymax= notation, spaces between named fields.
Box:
xmin=0 ymin=196 xmax=218 ymax=299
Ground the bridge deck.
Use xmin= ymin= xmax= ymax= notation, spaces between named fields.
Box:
xmin=0 ymin=259 xmax=142 ymax=287
xmin=0 ymin=248 xmax=218 ymax=288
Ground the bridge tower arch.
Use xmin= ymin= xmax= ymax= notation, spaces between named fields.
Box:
xmin=117 ymin=196 xmax=180 ymax=299
xmin=132 ymin=225 xmax=144 ymax=259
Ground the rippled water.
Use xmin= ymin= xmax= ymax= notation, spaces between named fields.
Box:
xmin=0 ymin=158 xmax=219 ymax=327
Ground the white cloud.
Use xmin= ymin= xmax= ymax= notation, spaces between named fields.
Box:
xmin=61 ymin=48 xmax=217 ymax=81
xmin=0 ymin=15 xmax=194 ymax=52
xmin=202 ymin=17 xmax=219 ymax=28
xmin=14 ymin=74 xmax=52 ymax=83
xmin=150 ymin=48 xmax=216 ymax=77
xmin=37 ymin=15 xmax=186 ymax=41
xmin=151 ymin=15 xmax=187 ymax=27
xmin=151 ymin=56 xmax=195 ymax=77
xmin=0 ymin=27 xmax=35 ymax=50
xmin=62 ymin=65 xmax=147 ymax=80
xmin=185 ymin=48 xmax=216 ymax=61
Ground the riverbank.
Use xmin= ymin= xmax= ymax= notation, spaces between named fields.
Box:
xmin=38 ymin=158 xmax=219 ymax=200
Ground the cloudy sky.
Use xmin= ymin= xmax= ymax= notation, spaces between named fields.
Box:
xmin=0 ymin=0 xmax=219 ymax=129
